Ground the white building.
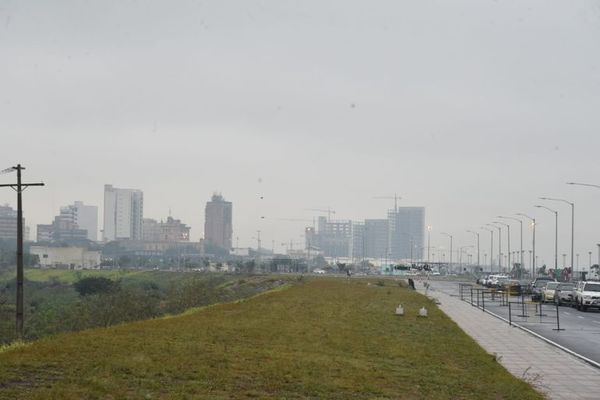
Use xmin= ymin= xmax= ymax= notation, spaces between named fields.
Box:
xmin=60 ymin=201 xmax=98 ymax=241
xmin=103 ymin=185 xmax=144 ymax=241
xmin=30 ymin=245 xmax=101 ymax=269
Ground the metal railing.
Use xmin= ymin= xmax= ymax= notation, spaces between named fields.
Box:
xmin=459 ymin=283 xmax=564 ymax=332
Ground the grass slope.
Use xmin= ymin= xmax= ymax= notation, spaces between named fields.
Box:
xmin=0 ymin=278 xmax=542 ymax=399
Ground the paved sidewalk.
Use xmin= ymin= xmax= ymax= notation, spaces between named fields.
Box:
xmin=421 ymin=286 xmax=600 ymax=400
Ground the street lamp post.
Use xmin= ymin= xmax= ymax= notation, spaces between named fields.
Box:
xmin=487 ymin=223 xmax=502 ymax=272
xmin=481 ymin=227 xmax=494 ymax=273
xmin=427 ymin=225 xmax=432 ymax=264
xmin=540 ymin=197 xmax=575 ymax=281
xmin=441 ymin=232 xmax=453 ymax=270
xmin=466 ymin=230 xmax=480 ymax=267
xmin=493 ymin=222 xmax=510 ymax=273
xmin=517 ymin=213 xmax=536 ymax=278
xmin=499 ymin=216 xmax=523 ymax=272
xmin=534 ymin=205 xmax=558 ymax=271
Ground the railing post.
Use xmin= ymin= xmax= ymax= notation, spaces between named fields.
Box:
xmin=470 ymin=288 xmax=474 ymax=306
xmin=553 ymin=303 xmax=564 ymax=331
xmin=482 ymin=290 xmax=485 ymax=311
xmin=509 ymin=302 xmax=512 ymax=326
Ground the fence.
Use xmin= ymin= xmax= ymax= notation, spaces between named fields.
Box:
xmin=459 ymin=283 xmax=563 ymax=331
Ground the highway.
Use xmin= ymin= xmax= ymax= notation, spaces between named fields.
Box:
xmin=427 ymin=279 xmax=600 ymax=366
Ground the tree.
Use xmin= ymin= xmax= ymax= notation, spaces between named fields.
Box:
xmin=73 ymin=277 xmax=120 ymax=296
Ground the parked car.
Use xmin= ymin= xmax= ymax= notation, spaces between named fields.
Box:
xmin=554 ymin=283 xmax=575 ymax=306
xmin=501 ymin=279 xmax=522 ymax=296
xmin=530 ymin=277 xmax=556 ymax=301
xmin=542 ymin=282 xmax=560 ymax=303
xmin=574 ymin=281 xmax=600 ymax=311
xmin=487 ymin=275 xmax=509 ymax=288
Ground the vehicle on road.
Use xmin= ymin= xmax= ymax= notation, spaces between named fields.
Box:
xmin=487 ymin=275 xmax=509 ymax=288
xmin=313 ymin=269 xmax=326 ymax=275
xmin=554 ymin=283 xmax=575 ymax=306
xmin=574 ymin=281 xmax=600 ymax=311
xmin=530 ymin=277 xmax=556 ymax=302
xmin=542 ymin=282 xmax=560 ymax=303
xmin=500 ymin=279 xmax=522 ymax=296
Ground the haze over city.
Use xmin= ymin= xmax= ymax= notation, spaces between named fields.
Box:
xmin=2 ymin=0 xmax=600 ymax=264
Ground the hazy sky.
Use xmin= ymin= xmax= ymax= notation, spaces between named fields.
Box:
xmin=2 ymin=0 xmax=600 ymax=265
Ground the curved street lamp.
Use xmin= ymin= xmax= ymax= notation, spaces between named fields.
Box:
xmin=534 ymin=205 xmax=558 ymax=271
xmin=493 ymin=221 xmax=510 ymax=273
xmin=480 ymin=226 xmax=494 ymax=273
xmin=540 ymin=197 xmax=574 ymax=281
xmin=498 ymin=216 xmax=523 ymax=271
xmin=466 ymin=230 xmax=480 ymax=267
xmin=516 ymin=213 xmax=536 ymax=278
xmin=487 ymin=223 xmax=502 ymax=271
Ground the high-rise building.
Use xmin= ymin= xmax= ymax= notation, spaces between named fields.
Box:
xmin=364 ymin=219 xmax=389 ymax=259
xmin=103 ymin=185 xmax=144 ymax=241
xmin=316 ymin=216 xmax=353 ymax=258
xmin=204 ymin=193 xmax=232 ymax=250
xmin=388 ymin=207 xmax=425 ymax=261
xmin=351 ymin=222 xmax=365 ymax=259
xmin=0 ymin=204 xmax=23 ymax=240
xmin=59 ymin=201 xmax=98 ymax=241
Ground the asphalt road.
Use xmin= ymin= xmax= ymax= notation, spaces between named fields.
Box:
xmin=426 ymin=279 xmax=600 ymax=365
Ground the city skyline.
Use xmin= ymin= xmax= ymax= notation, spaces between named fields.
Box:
xmin=2 ymin=1 xmax=600 ymax=263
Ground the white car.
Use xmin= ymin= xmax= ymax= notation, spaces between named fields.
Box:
xmin=313 ymin=269 xmax=326 ymax=275
xmin=574 ymin=281 xmax=600 ymax=311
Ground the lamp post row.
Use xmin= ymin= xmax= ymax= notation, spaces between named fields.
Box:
xmin=432 ymin=182 xmax=597 ymax=281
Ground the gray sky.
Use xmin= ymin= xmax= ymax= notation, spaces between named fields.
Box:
xmin=1 ymin=0 xmax=600 ymax=264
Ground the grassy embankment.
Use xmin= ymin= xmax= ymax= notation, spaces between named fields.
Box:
xmin=0 ymin=278 xmax=542 ymax=399
xmin=0 ymin=269 xmax=289 ymax=343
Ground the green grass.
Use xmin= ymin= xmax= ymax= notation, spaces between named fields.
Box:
xmin=0 ymin=278 xmax=542 ymax=399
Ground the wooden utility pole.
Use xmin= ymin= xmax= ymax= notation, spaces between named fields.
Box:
xmin=0 ymin=164 xmax=44 ymax=339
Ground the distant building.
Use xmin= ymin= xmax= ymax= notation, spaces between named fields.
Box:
xmin=388 ymin=207 xmax=425 ymax=261
xmin=36 ymin=224 xmax=53 ymax=242
xmin=204 ymin=193 xmax=232 ymax=250
xmin=316 ymin=216 xmax=353 ymax=258
xmin=143 ymin=216 xmax=190 ymax=242
xmin=60 ymin=201 xmax=98 ymax=241
xmin=351 ymin=222 xmax=365 ymax=259
xmin=364 ymin=219 xmax=389 ymax=259
xmin=103 ymin=184 xmax=144 ymax=241
xmin=142 ymin=219 xmax=161 ymax=242
xmin=0 ymin=204 xmax=25 ymax=240
xmin=36 ymin=203 xmax=92 ymax=243
xmin=30 ymin=245 xmax=101 ymax=269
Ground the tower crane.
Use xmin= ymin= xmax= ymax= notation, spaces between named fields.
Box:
xmin=304 ymin=207 xmax=336 ymax=220
xmin=373 ymin=193 xmax=402 ymax=213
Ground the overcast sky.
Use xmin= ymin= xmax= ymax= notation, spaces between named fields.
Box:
xmin=1 ymin=0 xmax=600 ymax=265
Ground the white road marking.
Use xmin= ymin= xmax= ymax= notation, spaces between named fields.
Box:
xmin=563 ymin=312 xmax=571 ymax=315
xmin=577 ymin=316 xmax=585 ymax=319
